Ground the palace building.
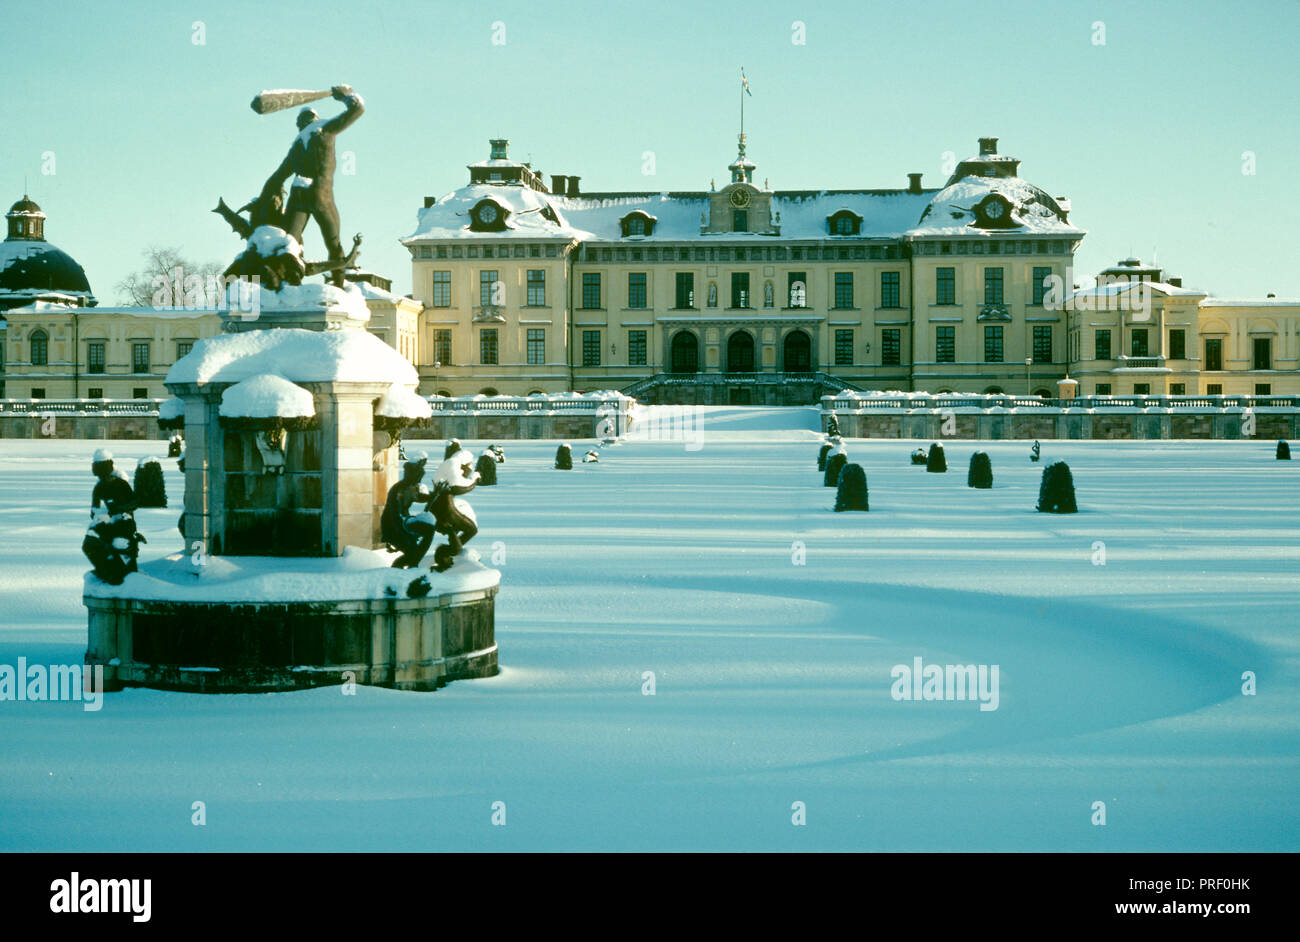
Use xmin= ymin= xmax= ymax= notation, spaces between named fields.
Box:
xmin=403 ymin=136 xmax=1299 ymax=402
xmin=403 ymin=135 xmax=1087 ymax=401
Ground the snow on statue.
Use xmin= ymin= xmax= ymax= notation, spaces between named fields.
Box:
xmin=81 ymin=450 xmax=146 ymax=586
xmin=429 ymin=449 xmax=480 ymax=572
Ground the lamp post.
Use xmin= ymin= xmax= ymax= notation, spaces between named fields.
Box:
xmin=1025 ymin=356 xmax=1033 ymax=397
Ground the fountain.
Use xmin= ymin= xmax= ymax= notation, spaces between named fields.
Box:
xmin=83 ymin=86 xmax=499 ymax=693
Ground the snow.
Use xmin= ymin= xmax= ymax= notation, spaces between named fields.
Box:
xmin=168 ymin=327 xmax=417 ymax=386
xmin=1 ymin=422 xmax=1298 ymax=851
xmin=247 ymin=225 xmax=300 ymax=260
xmin=432 ymin=450 xmax=479 ymax=489
xmin=84 ymin=547 xmax=497 ymax=604
xmin=218 ymin=374 xmax=314 ymax=420
xmin=913 ymin=177 xmax=1083 ymax=237
xmin=255 ymin=282 xmax=370 ymax=321
xmin=375 ymin=383 xmax=431 ymax=419
xmin=157 ymin=397 xmax=185 ymax=422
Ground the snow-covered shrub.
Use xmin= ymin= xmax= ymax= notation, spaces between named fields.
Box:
xmin=824 ymin=451 xmax=847 ymax=487
xmin=967 ymin=451 xmax=993 ymax=489
xmin=834 ymin=463 xmax=868 ymax=512
xmin=817 ymin=443 xmax=832 ymax=471
xmin=926 ymin=443 xmax=947 ymax=473
xmin=1277 ymin=440 xmax=1291 ymax=460
xmin=826 ymin=413 xmax=841 ymax=438
xmin=444 ymin=439 xmax=462 ymax=460
xmin=475 ymin=452 xmax=498 ymax=485
xmin=555 ymin=443 xmax=573 ymax=470
xmin=1037 ymin=460 xmax=1078 ymax=514
xmin=910 ymin=448 xmax=928 ymax=466
xmin=134 ymin=457 xmax=167 ymax=508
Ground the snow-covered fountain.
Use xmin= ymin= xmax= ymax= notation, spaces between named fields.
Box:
xmin=85 ymin=285 xmax=500 ymax=692
xmin=84 ymin=88 xmax=498 ymax=691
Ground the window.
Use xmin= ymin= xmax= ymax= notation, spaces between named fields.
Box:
xmin=1032 ymin=267 xmax=1052 ymax=305
xmin=1095 ymin=329 xmax=1111 ymax=360
xmin=1095 ymin=383 xmax=1111 ymax=395
xmin=1033 ymin=326 xmax=1052 ymax=363
xmin=1204 ymin=338 xmax=1223 ymax=371
xmin=432 ymin=271 xmax=451 ymax=307
xmin=1133 ymin=383 xmax=1150 ymax=395
xmin=627 ymin=215 xmax=646 ymax=236
xmin=31 ymin=387 xmax=46 ymax=399
xmin=881 ymin=329 xmax=901 ymax=366
xmin=788 ymin=271 xmax=807 ymax=307
xmin=834 ymin=215 xmax=854 ymax=235
xmin=88 ymin=342 xmax=106 ymax=374
xmin=1253 ymin=337 xmax=1272 ymax=370
xmin=1255 ymin=383 xmax=1271 ymax=395
xmin=1130 ymin=328 xmax=1148 ymax=357
xmin=628 ymin=272 xmax=647 ymax=309
xmin=936 ymin=326 xmax=955 ymax=363
xmin=1207 ymin=383 xmax=1223 ymax=394
xmin=526 ymin=328 xmax=544 ymax=365
xmin=87 ymin=387 xmax=103 ymax=399
xmin=30 ymin=329 xmax=48 ymax=366
xmin=984 ymin=326 xmax=1003 ymax=363
xmin=936 ymin=267 xmax=955 ymax=305
xmin=834 ymin=329 xmax=853 ymax=366
xmin=526 ymin=269 xmax=545 ymax=306
xmin=434 ymin=329 xmax=451 ymax=365
xmin=732 ymin=210 xmax=748 ymax=232
xmin=480 ymin=328 xmax=498 ymax=365
xmin=176 ymin=341 xmax=193 ymax=359
xmin=984 ymin=268 xmax=1003 ymax=305
xmin=628 ymin=330 xmax=647 ymax=366
xmin=479 ymin=270 xmax=499 ymax=307
xmin=833 ymin=272 xmax=854 ymax=309
xmin=582 ymin=273 xmax=602 ymax=309
xmin=674 ymin=272 xmax=694 ymax=309
xmin=582 ymin=330 xmax=601 ymax=367
xmin=880 ymin=271 xmax=900 ymax=308
xmin=1169 ymin=329 xmax=1186 ymax=360
xmin=731 ymin=272 xmax=750 ymax=308
xmin=1170 ymin=383 xmax=1186 ymax=395
xmin=132 ymin=342 xmax=150 ymax=373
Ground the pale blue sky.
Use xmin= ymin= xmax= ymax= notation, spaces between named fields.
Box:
xmin=3 ymin=0 xmax=1297 ymax=300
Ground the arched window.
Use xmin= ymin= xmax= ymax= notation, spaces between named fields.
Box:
xmin=783 ymin=330 xmax=811 ymax=373
xmin=30 ymin=329 xmax=48 ymax=366
xmin=669 ymin=331 xmax=699 ymax=374
xmin=726 ymin=331 xmax=756 ymax=373
xmin=479 ymin=387 xmax=500 ymax=396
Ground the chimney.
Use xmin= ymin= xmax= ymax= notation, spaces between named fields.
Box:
xmin=551 ymin=174 xmax=567 ymax=195
xmin=566 ymin=175 xmax=581 ymax=197
xmin=1168 ymin=277 xmax=1182 ymax=287
xmin=907 ymin=172 xmax=923 ymax=193
xmin=489 ymin=138 xmax=509 ymax=160
xmin=423 ymin=196 xmax=437 ymax=208
xmin=978 ymin=136 xmax=998 ymax=156
xmin=1267 ymin=292 xmax=1276 ymax=298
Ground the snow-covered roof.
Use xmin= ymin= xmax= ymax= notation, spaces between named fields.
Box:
xmin=219 ymin=373 xmax=315 ymax=419
xmin=913 ymin=177 xmax=1082 ymax=237
xmin=158 ymin=397 xmax=185 ymax=421
xmin=167 ymin=327 xmax=418 ymax=386
xmin=1201 ymin=297 xmax=1300 ymax=307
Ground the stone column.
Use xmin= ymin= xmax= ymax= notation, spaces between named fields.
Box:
xmin=310 ymin=382 xmax=391 ymax=557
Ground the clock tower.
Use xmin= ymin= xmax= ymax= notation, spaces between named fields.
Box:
xmin=703 ymin=134 xmax=779 ymax=235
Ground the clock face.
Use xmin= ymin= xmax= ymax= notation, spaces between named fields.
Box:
xmin=985 ymin=199 xmax=1005 ymax=219
xmin=730 ymin=188 xmax=750 ymax=208
xmin=478 ymin=203 xmax=499 ymax=223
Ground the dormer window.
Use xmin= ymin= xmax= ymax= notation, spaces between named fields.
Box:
xmin=827 ymin=209 xmax=862 ymax=236
xmin=733 ymin=210 xmax=748 ymax=232
xmin=469 ymin=198 xmax=510 ymax=232
xmin=619 ymin=210 xmax=656 ymax=238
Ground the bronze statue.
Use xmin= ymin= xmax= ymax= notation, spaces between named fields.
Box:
xmin=259 ymin=85 xmax=365 ymax=288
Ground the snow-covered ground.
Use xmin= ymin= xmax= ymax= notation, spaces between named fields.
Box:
xmin=2 ymin=407 xmax=1298 ymax=850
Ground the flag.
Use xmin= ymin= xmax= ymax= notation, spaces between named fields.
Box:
xmin=741 ymin=70 xmax=752 ymax=96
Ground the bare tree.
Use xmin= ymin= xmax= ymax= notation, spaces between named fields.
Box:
xmin=115 ymin=246 xmax=227 ymax=308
